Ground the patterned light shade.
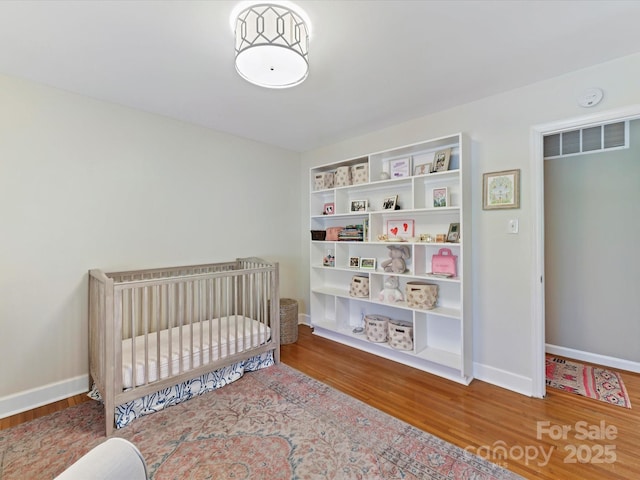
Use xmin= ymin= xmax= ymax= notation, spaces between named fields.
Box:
xmin=233 ymin=2 xmax=310 ymax=88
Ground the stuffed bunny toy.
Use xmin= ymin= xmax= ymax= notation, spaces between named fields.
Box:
xmin=380 ymin=245 xmax=410 ymax=273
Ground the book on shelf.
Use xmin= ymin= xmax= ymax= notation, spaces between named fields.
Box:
xmin=338 ymin=224 xmax=364 ymax=241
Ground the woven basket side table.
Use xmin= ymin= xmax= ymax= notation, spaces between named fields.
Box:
xmin=279 ymin=298 xmax=299 ymax=344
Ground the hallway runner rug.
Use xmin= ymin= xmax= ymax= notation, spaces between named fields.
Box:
xmin=545 ymin=355 xmax=631 ymax=408
xmin=0 ymin=363 xmax=523 ymax=479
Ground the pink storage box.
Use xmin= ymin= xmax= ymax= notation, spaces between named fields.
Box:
xmin=326 ymin=227 xmax=343 ymax=241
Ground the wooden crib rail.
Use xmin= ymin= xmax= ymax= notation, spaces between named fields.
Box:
xmin=89 ymin=259 xmax=279 ymax=436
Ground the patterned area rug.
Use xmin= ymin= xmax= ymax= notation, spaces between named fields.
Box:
xmin=0 ymin=364 xmax=523 ymax=479
xmin=546 ymin=355 xmax=631 ymax=408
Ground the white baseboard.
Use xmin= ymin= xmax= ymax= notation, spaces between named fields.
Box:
xmin=473 ymin=362 xmax=536 ymax=397
xmin=298 ymin=313 xmax=311 ymax=326
xmin=546 ymin=344 xmax=640 ymax=374
xmin=0 ymin=375 xmax=89 ymax=419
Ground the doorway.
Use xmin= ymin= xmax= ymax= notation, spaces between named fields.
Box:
xmin=530 ymin=104 xmax=640 ymax=398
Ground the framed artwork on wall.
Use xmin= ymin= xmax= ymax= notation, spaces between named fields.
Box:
xmin=483 ymin=169 xmax=520 ymax=209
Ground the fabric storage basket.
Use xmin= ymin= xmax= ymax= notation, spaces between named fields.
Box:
xmin=279 ymin=298 xmax=299 ymax=345
xmin=334 ymin=166 xmax=352 ymax=187
xmin=349 ymin=275 xmax=369 ymax=298
xmin=350 ymin=163 xmax=369 ymax=185
xmin=406 ymin=281 xmax=438 ymax=309
xmin=310 ymin=230 xmax=326 ymax=241
xmin=365 ymin=315 xmax=389 ymax=343
xmin=314 ymin=171 xmax=335 ymax=190
xmin=325 ymin=226 xmax=343 ymax=241
xmin=388 ymin=320 xmax=413 ymax=351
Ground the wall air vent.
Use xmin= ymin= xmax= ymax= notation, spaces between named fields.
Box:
xmin=543 ymin=121 xmax=628 ymax=159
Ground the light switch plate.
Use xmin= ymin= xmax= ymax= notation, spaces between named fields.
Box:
xmin=508 ymin=219 xmax=519 ymax=234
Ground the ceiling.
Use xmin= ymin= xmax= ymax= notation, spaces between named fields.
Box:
xmin=1 ymin=1 xmax=640 ymax=152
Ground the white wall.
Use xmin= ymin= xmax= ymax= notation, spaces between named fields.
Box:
xmin=0 ymin=74 xmax=302 ymax=410
xmin=300 ymin=53 xmax=640 ymax=394
xmin=545 ymin=119 xmax=640 ymax=362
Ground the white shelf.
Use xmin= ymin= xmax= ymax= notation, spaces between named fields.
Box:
xmin=415 ymin=347 xmax=462 ymax=371
xmin=309 ymin=133 xmax=472 ymax=384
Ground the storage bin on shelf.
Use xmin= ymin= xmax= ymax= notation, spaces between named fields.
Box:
xmin=365 ymin=315 xmax=389 ymax=343
xmin=406 ymin=281 xmax=438 ymax=309
xmin=326 ymin=226 xmax=343 ymax=241
xmin=314 ymin=171 xmax=335 ymax=190
xmin=388 ymin=320 xmax=413 ymax=351
xmin=310 ymin=230 xmax=326 ymax=241
xmin=349 ymin=276 xmax=369 ymax=298
xmin=335 ymin=166 xmax=352 ymax=187
xmin=350 ymin=163 xmax=368 ymax=185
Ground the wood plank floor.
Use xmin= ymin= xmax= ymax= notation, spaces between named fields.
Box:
xmin=2 ymin=325 xmax=639 ymax=479
xmin=281 ymin=326 xmax=640 ymax=480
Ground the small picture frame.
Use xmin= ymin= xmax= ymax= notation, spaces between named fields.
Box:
xmin=323 ymin=202 xmax=335 ymax=215
xmin=382 ymin=195 xmax=398 ymax=210
xmin=389 ymin=157 xmax=412 ymax=178
xmin=349 ymin=256 xmax=360 ymax=268
xmin=414 ymin=163 xmax=432 ymax=176
xmin=350 ymin=200 xmax=367 ymax=212
xmin=433 ymin=149 xmax=451 ymax=172
xmin=387 ymin=219 xmax=415 ymax=239
xmin=359 ymin=258 xmax=376 ymax=270
xmin=447 ymin=223 xmax=460 ymax=242
xmin=483 ymin=169 xmax=520 ymax=210
xmin=432 ymin=187 xmax=449 ymax=208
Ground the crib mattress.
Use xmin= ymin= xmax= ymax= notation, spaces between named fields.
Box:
xmin=121 ymin=316 xmax=270 ymax=388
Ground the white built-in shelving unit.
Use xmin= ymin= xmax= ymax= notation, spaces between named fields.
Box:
xmin=309 ymin=133 xmax=472 ymax=384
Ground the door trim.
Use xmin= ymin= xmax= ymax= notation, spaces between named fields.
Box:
xmin=530 ymin=104 xmax=640 ymax=398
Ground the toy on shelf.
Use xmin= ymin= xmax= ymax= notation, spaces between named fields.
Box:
xmin=378 ymin=275 xmax=404 ymax=303
xmin=380 ymin=245 xmax=410 ymax=273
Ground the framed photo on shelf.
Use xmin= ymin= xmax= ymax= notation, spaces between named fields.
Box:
xmin=350 ymin=199 xmax=367 ymax=212
xmin=349 ymin=256 xmax=361 ymax=268
xmin=323 ymin=202 xmax=335 ymax=215
xmin=389 ymin=157 xmax=411 ymax=178
xmin=414 ymin=163 xmax=432 ymax=176
xmin=433 ymin=149 xmax=451 ymax=172
xmin=359 ymin=258 xmax=376 ymax=270
xmin=447 ymin=223 xmax=460 ymax=242
xmin=483 ymin=169 xmax=520 ymax=210
xmin=432 ymin=187 xmax=449 ymax=208
xmin=382 ymin=195 xmax=398 ymax=210
xmin=386 ymin=219 xmax=415 ymax=239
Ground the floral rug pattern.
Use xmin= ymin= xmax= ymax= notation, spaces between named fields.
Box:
xmin=546 ymin=355 xmax=631 ymax=408
xmin=1 ymin=364 xmax=523 ymax=479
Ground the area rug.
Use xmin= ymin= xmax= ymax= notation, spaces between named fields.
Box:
xmin=546 ymin=355 xmax=631 ymax=408
xmin=0 ymin=363 xmax=522 ymax=479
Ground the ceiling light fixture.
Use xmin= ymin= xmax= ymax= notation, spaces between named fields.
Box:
xmin=231 ymin=1 xmax=311 ymax=89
